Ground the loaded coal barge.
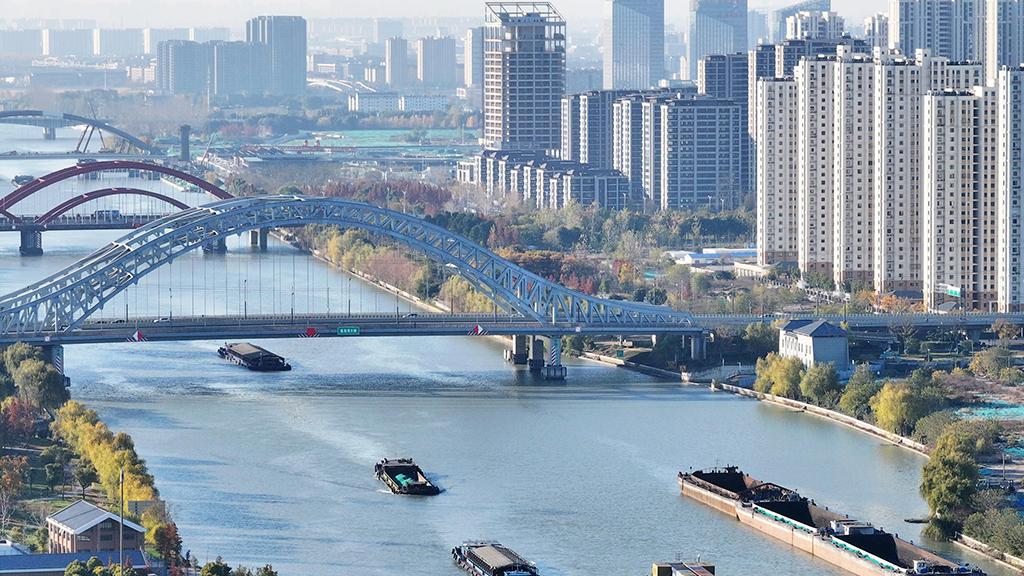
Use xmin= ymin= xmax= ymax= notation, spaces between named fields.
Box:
xmin=374 ymin=458 xmax=441 ymax=495
xmin=452 ymin=541 xmax=539 ymax=576
xmin=217 ymin=343 xmax=292 ymax=372
xmin=678 ymin=467 xmax=984 ymax=576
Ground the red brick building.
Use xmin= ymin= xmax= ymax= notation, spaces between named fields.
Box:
xmin=46 ymin=500 xmax=146 ymax=554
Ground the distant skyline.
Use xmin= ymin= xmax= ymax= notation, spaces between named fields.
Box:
xmin=4 ymin=0 xmax=887 ymax=31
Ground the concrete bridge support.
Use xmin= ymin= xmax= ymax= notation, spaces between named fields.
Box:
xmin=504 ymin=334 xmax=529 ymax=365
xmin=250 ymin=228 xmax=269 ymax=251
xmin=528 ymin=336 xmax=546 ymax=372
xmin=203 ymin=237 xmax=228 ymax=253
xmin=19 ymin=229 xmax=43 ymax=256
xmin=43 ymin=126 xmax=56 ymax=140
xmin=689 ymin=333 xmax=708 ymax=361
xmin=543 ymin=336 xmax=566 ymax=380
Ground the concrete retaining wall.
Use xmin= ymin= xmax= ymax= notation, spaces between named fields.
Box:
xmin=956 ymin=534 xmax=1024 ymax=573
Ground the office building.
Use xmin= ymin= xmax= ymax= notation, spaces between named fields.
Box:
xmin=863 ymin=13 xmax=890 ymax=49
xmin=144 ymin=28 xmax=189 ymax=54
xmin=769 ymin=0 xmax=830 ymax=42
xmin=748 ymin=10 xmax=770 ymax=47
xmin=659 ymin=95 xmax=745 ymax=210
xmin=483 ymin=2 xmax=567 ymax=153
xmin=986 ymin=0 xmax=1024 ymax=85
xmin=889 ymin=0 xmax=977 ymax=61
xmin=997 ymin=67 xmax=1024 ymax=311
xmin=246 ymin=16 xmax=307 ymax=95
xmin=785 ymin=10 xmax=845 ymax=39
xmin=922 ymin=87 xmax=998 ymax=310
xmin=688 ymin=0 xmax=747 ymax=80
xmin=42 ymin=29 xmax=92 ymax=56
xmin=417 ymin=36 xmax=458 ymax=88
xmin=603 ymin=0 xmax=665 ymax=90
xmin=93 ymin=28 xmax=144 ymax=56
xmin=465 ymin=27 xmax=485 ymax=87
xmin=755 ymin=78 xmax=799 ymax=265
xmin=385 ymin=37 xmax=410 ymax=88
xmin=156 ymin=40 xmax=208 ymax=94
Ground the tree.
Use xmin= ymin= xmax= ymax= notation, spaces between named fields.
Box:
xmin=839 ymin=365 xmax=882 ymax=419
xmin=44 ymin=462 xmax=63 ymax=494
xmin=154 ymin=522 xmax=183 ymax=563
xmin=920 ymin=430 xmax=980 ymax=525
xmin=0 ymin=456 xmax=27 ymax=536
xmin=200 ymin=558 xmax=232 ymax=576
xmin=753 ymin=353 xmax=804 ymax=398
xmin=912 ymin=411 xmax=959 ymax=447
xmin=255 ymin=567 xmax=279 ymax=576
xmin=2 ymin=343 xmax=43 ymax=375
xmin=969 ymin=347 xmax=1015 ymax=382
xmin=74 ymin=461 xmax=98 ymax=498
xmin=14 ymin=359 xmax=68 ymax=410
xmin=743 ymin=323 xmax=778 ymax=358
xmin=870 ymin=379 xmax=945 ymax=436
xmin=1 ymin=397 xmax=35 ymax=446
xmin=230 ymin=568 xmax=254 ymax=576
xmin=992 ymin=319 xmax=1019 ymax=342
xmin=800 ymin=363 xmax=842 ymax=407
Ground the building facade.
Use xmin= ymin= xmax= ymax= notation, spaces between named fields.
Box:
xmin=785 ymin=10 xmax=846 ymax=39
xmin=245 ymin=15 xmax=307 ymax=95
xmin=997 ymin=67 xmax=1024 ymax=311
xmin=889 ymin=0 xmax=977 ymax=61
xmin=417 ymin=36 xmax=457 ymax=88
xmin=688 ymin=0 xmax=748 ymax=80
xmin=756 ymin=77 xmax=800 ymax=265
xmin=483 ymin=2 xmax=567 ymax=153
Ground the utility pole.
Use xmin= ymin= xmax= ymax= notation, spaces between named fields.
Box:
xmin=119 ymin=467 xmax=124 ymax=573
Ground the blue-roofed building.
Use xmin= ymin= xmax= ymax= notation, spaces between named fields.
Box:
xmin=779 ymin=319 xmax=849 ymax=368
xmin=0 ymin=550 xmax=149 ymax=576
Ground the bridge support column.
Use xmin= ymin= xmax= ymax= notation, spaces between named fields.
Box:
xmin=543 ymin=336 xmax=566 ymax=380
xmin=528 ymin=337 xmax=546 ymax=372
xmin=41 ymin=344 xmax=71 ymax=389
xmin=203 ymin=237 xmax=227 ymax=253
xmin=504 ymin=334 xmax=529 ymax=365
xmin=19 ymin=229 xmax=43 ymax=256
xmin=43 ymin=126 xmax=56 ymax=140
xmin=689 ymin=333 xmax=708 ymax=361
xmin=250 ymin=228 xmax=269 ymax=251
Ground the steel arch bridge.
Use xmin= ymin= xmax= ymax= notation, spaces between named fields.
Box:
xmin=0 ymin=110 xmax=154 ymax=154
xmin=0 ymin=195 xmax=696 ymax=338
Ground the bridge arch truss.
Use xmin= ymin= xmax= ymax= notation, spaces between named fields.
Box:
xmin=0 ymin=195 xmax=695 ymax=335
xmin=0 ymin=110 xmax=154 ymax=154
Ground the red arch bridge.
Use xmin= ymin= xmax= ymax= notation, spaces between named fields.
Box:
xmin=0 ymin=161 xmax=267 ymax=255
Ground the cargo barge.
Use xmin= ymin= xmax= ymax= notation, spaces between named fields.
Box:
xmin=651 ymin=562 xmax=715 ymax=575
xmin=374 ymin=458 xmax=441 ymax=495
xmin=452 ymin=541 xmax=539 ymax=576
xmin=678 ymin=467 xmax=984 ymax=576
xmin=217 ymin=342 xmax=292 ymax=372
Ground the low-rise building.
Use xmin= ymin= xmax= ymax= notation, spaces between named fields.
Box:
xmin=778 ymin=319 xmax=849 ymax=367
xmin=0 ymin=550 xmax=148 ymax=576
xmin=47 ymin=500 xmax=146 ymax=554
xmin=399 ymin=95 xmax=450 ymax=112
xmin=347 ymin=92 xmax=401 ymax=113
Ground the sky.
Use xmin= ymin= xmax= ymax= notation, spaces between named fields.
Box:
xmin=5 ymin=0 xmax=888 ymax=29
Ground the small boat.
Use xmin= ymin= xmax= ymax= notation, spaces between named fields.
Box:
xmin=452 ymin=541 xmax=539 ymax=576
xmin=217 ymin=342 xmax=291 ymax=372
xmin=11 ymin=175 xmax=34 ymax=186
xmin=374 ymin=458 xmax=441 ymax=495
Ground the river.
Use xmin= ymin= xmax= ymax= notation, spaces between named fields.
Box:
xmin=0 ymin=125 xmax=1010 ymax=576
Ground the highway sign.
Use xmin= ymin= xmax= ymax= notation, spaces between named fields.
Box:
xmin=946 ymin=286 xmax=962 ymax=297
xmin=337 ymin=326 xmax=360 ymax=336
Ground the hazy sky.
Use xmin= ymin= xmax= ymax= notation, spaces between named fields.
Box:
xmin=6 ymin=0 xmax=888 ymax=30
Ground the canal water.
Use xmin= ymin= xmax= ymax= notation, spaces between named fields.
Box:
xmin=0 ymin=126 xmax=1011 ymax=575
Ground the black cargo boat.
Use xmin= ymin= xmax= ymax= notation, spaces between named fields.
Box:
xmin=452 ymin=541 xmax=539 ymax=576
xmin=374 ymin=458 xmax=441 ymax=495
xmin=217 ymin=343 xmax=291 ymax=372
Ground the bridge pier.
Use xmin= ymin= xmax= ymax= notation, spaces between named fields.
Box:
xmin=528 ymin=337 xmax=546 ymax=372
xmin=543 ymin=336 xmax=566 ymax=380
xmin=43 ymin=126 xmax=56 ymax=140
xmin=689 ymin=333 xmax=708 ymax=361
xmin=504 ymin=334 xmax=529 ymax=365
xmin=19 ymin=229 xmax=43 ymax=256
xmin=250 ymin=228 xmax=269 ymax=251
xmin=203 ymin=237 xmax=227 ymax=253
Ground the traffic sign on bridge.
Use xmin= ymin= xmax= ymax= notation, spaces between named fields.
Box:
xmin=337 ymin=326 xmax=361 ymax=336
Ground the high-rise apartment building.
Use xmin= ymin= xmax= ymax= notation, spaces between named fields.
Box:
xmin=997 ymin=67 xmax=1024 ymax=311
xmin=385 ymin=37 xmax=410 ymax=88
xmin=659 ymin=96 xmax=745 ymax=210
xmin=603 ymin=0 xmax=665 ymax=90
xmin=144 ymin=28 xmax=189 ymax=54
xmin=755 ymin=78 xmax=800 ymax=266
xmin=212 ymin=41 xmax=270 ymax=96
xmin=93 ymin=29 xmax=144 ymax=56
xmin=417 ymin=36 xmax=458 ymax=87
xmin=795 ymin=55 xmax=837 ymax=279
xmin=889 ymin=0 xmax=977 ymax=61
xmin=483 ymin=2 xmax=567 ymax=153
xmin=922 ymin=87 xmax=998 ymax=310
xmin=749 ymin=10 xmax=770 ymax=47
xmin=190 ymin=27 xmax=231 ymax=43
xmin=698 ymin=52 xmax=751 ymax=196
xmin=985 ymin=0 xmax=1024 ymax=85
xmin=156 ymin=40 xmax=208 ymax=95
xmin=246 ymin=16 xmax=307 ymax=96
xmin=42 ymin=29 xmax=92 ymax=56
xmin=769 ymin=0 xmax=830 ymax=42
xmin=465 ymin=27 xmax=485 ymax=87
xmin=688 ymin=0 xmax=747 ymax=80
xmin=785 ymin=10 xmax=845 ymax=39
xmin=863 ymin=14 xmax=890 ymax=49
